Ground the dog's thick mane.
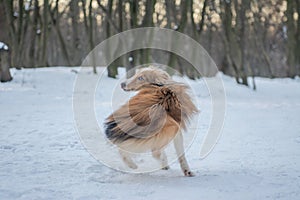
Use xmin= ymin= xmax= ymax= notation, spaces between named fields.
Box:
xmin=105 ymin=81 xmax=198 ymax=143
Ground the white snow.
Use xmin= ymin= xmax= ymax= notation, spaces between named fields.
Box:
xmin=0 ymin=42 xmax=9 ymax=50
xmin=1 ymin=67 xmax=300 ymax=200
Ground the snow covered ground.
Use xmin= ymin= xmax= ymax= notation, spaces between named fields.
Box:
xmin=1 ymin=67 xmax=300 ymax=200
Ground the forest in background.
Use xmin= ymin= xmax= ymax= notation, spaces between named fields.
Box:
xmin=0 ymin=0 xmax=300 ymax=87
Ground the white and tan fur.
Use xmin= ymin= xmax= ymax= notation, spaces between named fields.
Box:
xmin=105 ymin=68 xmax=198 ymax=176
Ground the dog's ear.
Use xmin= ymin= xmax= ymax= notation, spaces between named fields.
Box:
xmin=154 ymin=71 xmax=170 ymax=85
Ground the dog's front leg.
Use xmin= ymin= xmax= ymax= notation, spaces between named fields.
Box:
xmin=173 ymin=131 xmax=194 ymax=177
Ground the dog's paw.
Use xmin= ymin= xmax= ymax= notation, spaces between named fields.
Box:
xmin=161 ymin=165 xmax=170 ymax=170
xmin=128 ymin=163 xmax=138 ymax=169
xmin=122 ymin=158 xmax=138 ymax=169
xmin=184 ymin=170 xmax=195 ymax=177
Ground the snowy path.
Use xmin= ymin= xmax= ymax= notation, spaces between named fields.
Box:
xmin=1 ymin=68 xmax=300 ymax=199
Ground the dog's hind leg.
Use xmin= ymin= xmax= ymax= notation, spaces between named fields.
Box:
xmin=152 ymin=149 xmax=170 ymax=170
xmin=118 ymin=149 xmax=138 ymax=169
xmin=173 ymin=131 xmax=194 ymax=177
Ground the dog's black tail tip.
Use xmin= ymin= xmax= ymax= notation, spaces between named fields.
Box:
xmin=104 ymin=121 xmax=117 ymax=140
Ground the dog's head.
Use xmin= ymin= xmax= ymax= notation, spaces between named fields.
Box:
xmin=121 ymin=68 xmax=171 ymax=91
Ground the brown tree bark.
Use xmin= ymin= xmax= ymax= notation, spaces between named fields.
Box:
xmin=140 ymin=0 xmax=156 ymax=65
xmin=126 ymin=0 xmax=139 ymax=78
xmin=70 ymin=0 xmax=81 ymax=65
xmin=29 ymin=0 xmax=39 ymax=67
xmin=89 ymin=0 xmax=96 ymax=74
xmin=296 ymin=0 xmax=300 ymax=74
xmin=3 ymin=0 xmax=16 ymax=68
xmin=286 ymin=0 xmax=296 ymax=77
xmin=167 ymin=0 xmax=189 ymax=74
xmin=220 ymin=0 xmax=249 ymax=86
xmin=41 ymin=0 xmax=49 ymax=66
xmin=0 ymin=49 xmax=12 ymax=82
xmin=48 ymin=0 xmax=71 ymax=66
xmin=103 ymin=0 xmax=116 ymax=77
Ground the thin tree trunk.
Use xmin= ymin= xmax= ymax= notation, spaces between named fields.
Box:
xmin=81 ymin=0 xmax=89 ymax=32
xmin=167 ymin=0 xmax=188 ymax=73
xmin=4 ymin=0 xmax=16 ymax=67
xmin=105 ymin=0 xmax=117 ymax=78
xmin=165 ymin=0 xmax=178 ymax=28
xmin=126 ymin=0 xmax=138 ymax=78
xmin=70 ymin=0 xmax=81 ymax=65
xmin=140 ymin=0 xmax=156 ymax=65
xmin=48 ymin=1 xmax=71 ymax=66
xmin=295 ymin=0 xmax=300 ymax=74
xmin=15 ymin=0 xmax=24 ymax=68
xmin=191 ymin=0 xmax=208 ymax=39
xmin=41 ymin=0 xmax=48 ymax=66
xmin=29 ymin=0 xmax=39 ymax=67
xmin=286 ymin=0 xmax=296 ymax=77
xmin=89 ymin=0 xmax=96 ymax=73
xmin=238 ymin=0 xmax=248 ymax=86
xmin=222 ymin=0 xmax=238 ymax=80
xmin=220 ymin=0 xmax=249 ymax=85
xmin=0 ymin=49 xmax=12 ymax=82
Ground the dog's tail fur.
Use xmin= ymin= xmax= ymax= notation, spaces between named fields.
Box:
xmin=105 ymin=82 xmax=198 ymax=144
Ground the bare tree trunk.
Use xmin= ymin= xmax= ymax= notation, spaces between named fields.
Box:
xmin=165 ymin=0 xmax=178 ymax=28
xmin=70 ymin=0 xmax=81 ymax=65
xmin=237 ymin=0 xmax=248 ymax=86
xmin=29 ymin=0 xmax=39 ymax=67
xmin=41 ymin=0 xmax=48 ymax=66
xmin=191 ymin=0 xmax=208 ymax=39
xmin=253 ymin=26 xmax=273 ymax=77
xmin=140 ymin=0 xmax=156 ymax=65
xmin=117 ymin=0 xmax=125 ymax=71
xmin=295 ymin=0 xmax=300 ymax=74
xmin=48 ymin=0 xmax=71 ymax=66
xmin=286 ymin=0 xmax=296 ymax=77
xmin=15 ymin=0 xmax=24 ymax=68
xmin=220 ymin=0 xmax=249 ymax=86
xmin=81 ymin=0 xmax=89 ymax=32
xmin=20 ymin=0 xmax=33 ymax=67
xmin=105 ymin=0 xmax=117 ymax=78
xmin=3 ymin=0 xmax=17 ymax=67
xmin=0 ymin=49 xmax=12 ymax=82
xmin=167 ymin=0 xmax=188 ymax=74
xmin=220 ymin=0 xmax=239 ymax=83
xmin=88 ymin=0 xmax=96 ymax=73
xmin=125 ymin=0 xmax=139 ymax=78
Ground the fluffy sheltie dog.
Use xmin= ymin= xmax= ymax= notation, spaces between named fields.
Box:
xmin=105 ymin=68 xmax=198 ymax=176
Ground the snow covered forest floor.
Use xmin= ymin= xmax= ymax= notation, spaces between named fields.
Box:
xmin=1 ymin=67 xmax=300 ymax=200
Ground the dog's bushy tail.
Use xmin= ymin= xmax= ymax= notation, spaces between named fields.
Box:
xmin=104 ymin=83 xmax=198 ymax=143
xmin=160 ymin=83 xmax=199 ymax=130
